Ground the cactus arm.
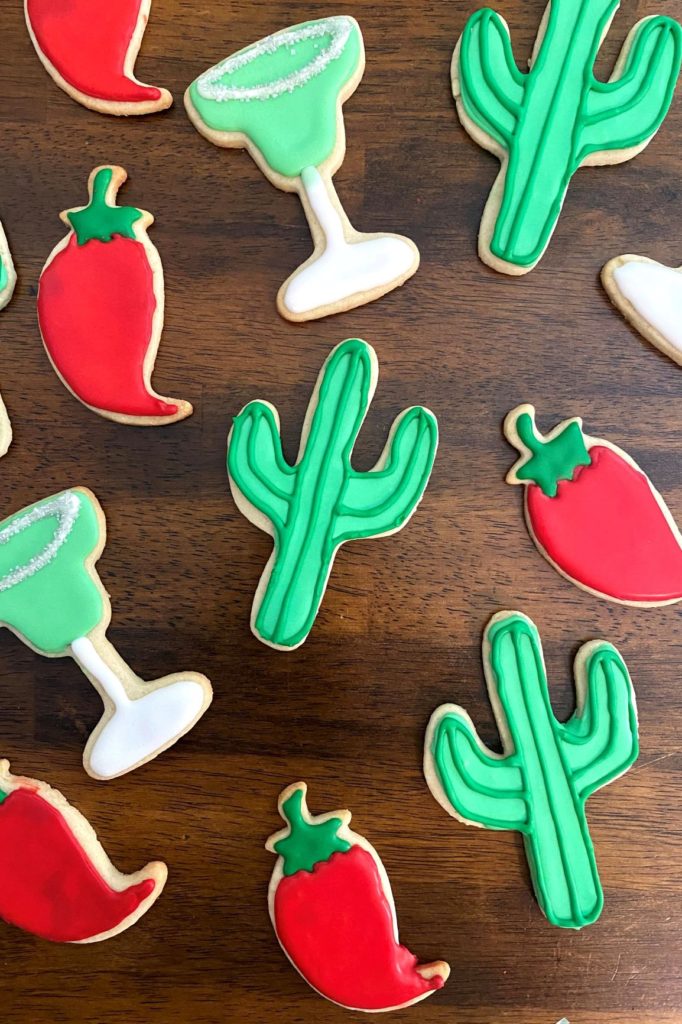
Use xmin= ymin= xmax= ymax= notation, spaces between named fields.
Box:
xmin=456 ymin=8 xmax=525 ymax=148
xmin=559 ymin=643 xmax=639 ymax=800
xmin=580 ymin=16 xmax=682 ymax=158
xmin=228 ymin=401 xmax=295 ymax=535
xmin=333 ymin=407 xmax=438 ymax=543
xmin=428 ymin=706 xmax=529 ymax=829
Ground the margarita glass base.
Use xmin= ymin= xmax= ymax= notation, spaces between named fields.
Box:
xmin=73 ymin=637 xmax=208 ymax=780
xmin=279 ymin=165 xmax=418 ymax=320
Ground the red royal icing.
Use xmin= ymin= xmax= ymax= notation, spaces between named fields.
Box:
xmin=39 ymin=234 xmax=177 ymax=418
xmin=274 ymin=844 xmax=444 ymax=1011
xmin=26 ymin=0 xmax=162 ymax=104
xmin=527 ymin=444 xmax=682 ymax=602
xmin=0 ymin=788 xmax=154 ymax=942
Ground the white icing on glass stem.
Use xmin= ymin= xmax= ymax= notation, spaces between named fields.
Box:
xmin=0 ymin=491 xmax=80 ymax=592
xmin=612 ymin=261 xmax=682 ymax=352
xmin=197 ymin=17 xmax=352 ymax=102
xmin=72 ymin=636 xmax=208 ymax=779
xmin=282 ymin=166 xmax=417 ymax=315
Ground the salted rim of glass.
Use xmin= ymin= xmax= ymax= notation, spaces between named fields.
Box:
xmin=0 ymin=491 xmax=80 ymax=592
xmin=196 ymin=16 xmax=354 ymax=103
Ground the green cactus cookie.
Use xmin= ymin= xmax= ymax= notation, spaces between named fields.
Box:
xmin=424 ymin=611 xmax=639 ymax=929
xmin=227 ymin=338 xmax=438 ymax=650
xmin=453 ymin=0 xmax=682 ymax=274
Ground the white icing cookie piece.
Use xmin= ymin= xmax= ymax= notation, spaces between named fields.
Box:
xmin=602 ymin=255 xmax=682 ymax=366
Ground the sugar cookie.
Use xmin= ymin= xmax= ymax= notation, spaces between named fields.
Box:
xmin=424 ymin=611 xmax=638 ymax=928
xmin=453 ymin=1 xmax=682 ymax=274
xmin=38 ymin=166 xmax=192 ymax=426
xmin=602 ymin=254 xmax=682 ymax=367
xmin=25 ymin=0 xmax=172 ymax=115
xmin=0 ymin=759 xmax=166 ymax=942
xmin=185 ymin=17 xmax=419 ymax=321
xmin=267 ymin=782 xmax=449 ymax=1011
xmin=0 ymin=488 xmax=212 ymax=779
xmin=227 ymin=338 xmax=437 ymax=649
xmin=504 ymin=404 xmax=682 ymax=605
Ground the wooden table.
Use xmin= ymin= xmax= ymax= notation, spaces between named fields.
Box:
xmin=1 ymin=1 xmax=680 ymax=1021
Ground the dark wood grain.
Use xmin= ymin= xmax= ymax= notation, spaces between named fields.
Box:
xmin=0 ymin=0 xmax=680 ymax=1021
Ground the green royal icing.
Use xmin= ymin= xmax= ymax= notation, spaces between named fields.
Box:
xmin=274 ymin=787 xmax=350 ymax=876
xmin=509 ymin=408 xmax=591 ymax=498
xmin=0 ymin=490 xmax=104 ymax=655
xmin=68 ymin=167 xmax=142 ymax=246
xmin=228 ymin=339 xmax=438 ymax=649
xmin=0 ymin=258 xmax=7 ymax=294
xmin=457 ymin=0 xmax=682 ymax=268
xmin=189 ymin=16 xmax=363 ymax=179
xmin=429 ymin=612 xmax=639 ymax=929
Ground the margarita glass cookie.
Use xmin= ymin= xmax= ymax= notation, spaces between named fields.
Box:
xmin=0 ymin=220 xmax=16 ymax=312
xmin=602 ymin=254 xmax=682 ymax=367
xmin=0 ymin=488 xmax=212 ymax=779
xmin=38 ymin=166 xmax=192 ymax=427
xmin=185 ymin=16 xmax=419 ymax=321
xmin=24 ymin=0 xmax=172 ymax=115
xmin=0 ymin=760 xmax=166 ymax=942
xmin=227 ymin=339 xmax=438 ymax=650
xmin=267 ymin=783 xmax=450 ymax=1011
xmin=424 ymin=611 xmax=639 ymax=929
xmin=452 ymin=0 xmax=682 ymax=274
xmin=504 ymin=404 xmax=682 ymax=605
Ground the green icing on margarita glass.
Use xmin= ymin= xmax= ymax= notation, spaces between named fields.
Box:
xmin=186 ymin=16 xmax=419 ymax=322
xmin=0 ymin=489 xmax=211 ymax=780
xmin=188 ymin=16 xmax=362 ymax=179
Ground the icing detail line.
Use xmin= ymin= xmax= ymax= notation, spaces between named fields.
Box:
xmin=197 ymin=17 xmax=353 ymax=102
xmin=0 ymin=492 xmax=80 ymax=593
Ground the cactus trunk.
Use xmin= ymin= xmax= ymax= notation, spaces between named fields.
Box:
xmin=495 ymin=624 xmax=602 ymax=926
xmin=491 ymin=0 xmax=615 ymax=266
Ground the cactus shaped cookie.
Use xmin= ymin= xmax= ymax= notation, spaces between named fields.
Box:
xmin=228 ymin=339 xmax=438 ymax=650
xmin=424 ymin=612 xmax=639 ymax=929
xmin=0 ymin=221 xmax=15 ymax=313
xmin=453 ymin=0 xmax=682 ymax=274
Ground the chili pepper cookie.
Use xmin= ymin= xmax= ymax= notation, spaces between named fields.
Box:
xmin=0 ymin=760 xmax=166 ymax=942
xmin=0 ymin=488 xmax=213 ymax=779
xmin=453 ymin=0 xmax=682 ymax=274
xmin=25 ymin=0 xmax=172 ymax=115
xmin=424 ymin=612 xmax=638 ymax=929
xmin=602 ymin=254 xmax=682 ymax=367
xmin=505 ymin=404 xmax=682 ymax=605
xmin=267 ymin=782 xmax=450 ymax=1011
xmin=185 ymin=16 xmax=419 ymax=321
xmin=38 ymin=166 xmax=192 ymax=426
xmin=227 ymin=338 xmax=438 ymax=650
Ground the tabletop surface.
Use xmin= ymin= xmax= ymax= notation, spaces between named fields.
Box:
xmin=1 ymin=1 xmax=681 ymax=1022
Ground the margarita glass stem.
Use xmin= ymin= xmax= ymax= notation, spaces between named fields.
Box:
xmin=300 ymin=165 xmax=347 ymax=245
xmin=70 ymin=635 xmax=132 ymax=712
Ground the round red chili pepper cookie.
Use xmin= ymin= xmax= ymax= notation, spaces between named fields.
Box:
xmin=266 ymin=782 xmax=450 ymax=1012
xmin=24 ymin=0 xmax=172 ymax=116
xmin=0 ymin=760 xmax=167 ymax=943
xmin=505 ymin=403 xmax=682 ymax=605
xmin=38 ymin=166 xmax=192 ymax=427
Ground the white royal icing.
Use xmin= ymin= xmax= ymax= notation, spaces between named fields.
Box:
xmin=72 ymin=636 xmax=207 ymax=779
xmin=282 ymin=166 xmax=416 ymax=315
xmin=0 ymin=491 xmax=80 ymax=592
xmin=612 ymin=260 xmax=682 ymax=353
xmin=197 ymin=16 xmax=353 ymax=102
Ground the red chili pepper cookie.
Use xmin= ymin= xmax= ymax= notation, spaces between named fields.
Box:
xmin=25 ymin=0 xmax=172 ymax=116
xmin=505 ymin=403 xmax=682 ymax=605
xmin=266 ymin=782 xmax=450 ymax=1012
xmin=38 ymin=166 xmax=192 ymax=427
xmin=0 ymin=760 xmax=166 ymax=942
